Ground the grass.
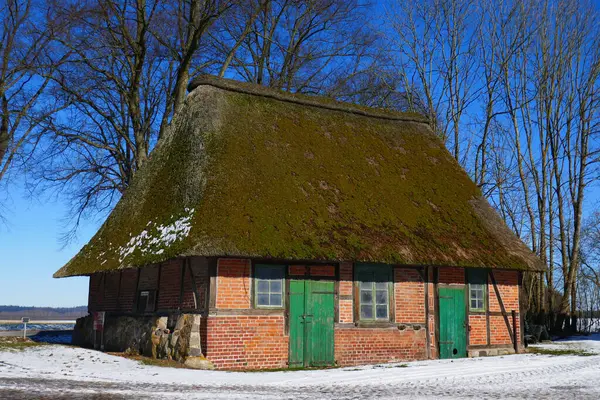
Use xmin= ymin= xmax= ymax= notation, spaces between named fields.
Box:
xmin=0 ymin=338 xmax=46 ymax=351
xmin=528 ymin=347 xmax=595 ymax=357
xmin=107 ymin=352 xmax=189 ymax=369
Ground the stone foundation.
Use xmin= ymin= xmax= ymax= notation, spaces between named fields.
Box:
xmin=73 ymin=313 xmax=207 ymax=366
xmin=468 ymin=347 xmax=516 ymax=357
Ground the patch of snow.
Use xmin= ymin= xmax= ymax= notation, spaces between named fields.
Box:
xmin=102 ymin=208 xmax=195 ymax=264
xmin=2 ymin=335 xmax=600 ymax=399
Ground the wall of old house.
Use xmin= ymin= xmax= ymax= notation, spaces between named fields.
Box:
xmin=437 ymin=267 xmax=521 ymax=356
xmin=83 ymin=257 xmax=522 ymax=369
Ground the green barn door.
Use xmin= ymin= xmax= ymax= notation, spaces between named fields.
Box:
xmin=289 ymin=279 xmax=335 ymax=367
xmin=438 ymin=287 xmax=467 ymax=359
xmin=289 ymin=280 xmax=306 ymax=368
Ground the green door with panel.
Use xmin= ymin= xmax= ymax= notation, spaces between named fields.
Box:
xmin=289 ymin=279 xmax=335 ymax=367
xmin=438 ymin=287 xmax=467 ymax=359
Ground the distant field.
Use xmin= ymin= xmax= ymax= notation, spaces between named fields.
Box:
xmin=0 ymin=322 xmax=75 ymax=332
xmin=0 ymin=305 xmax=86 ymax=322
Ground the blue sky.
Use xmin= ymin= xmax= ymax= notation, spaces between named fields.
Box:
xmin=0 ymin=180 xmax=97 ymax=307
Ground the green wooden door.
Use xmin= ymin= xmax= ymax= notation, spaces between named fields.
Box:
xmin=438 ymin=287 xmax=467 ymax=359
xmin=289 ymin=279 xmax=335 ymax=367
xmin=289 ymin=280 xmax=306 ymax=368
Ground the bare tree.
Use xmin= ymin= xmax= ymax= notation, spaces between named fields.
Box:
xmin=32 ymin=0 xmax=166 ymax=234
xmin=0 ymin=0 xmax=62 ymax=188
xmin=384 ymin=0 xmax=479 ymax=161
xmin=210 ymin=0 xmax=374 ymax=94
xmin=32 ymin=0 xmax=229 ymax=234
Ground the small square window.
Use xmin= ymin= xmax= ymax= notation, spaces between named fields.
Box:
xmin=136 ymin=290 xmax=156 ymax=313
xmin=468 ymin=269 xmax=487 ymax=312
xmin=255 ymin=265 xmax=285 ymax=308
xmin=356 ymin=264 xmax=392 ymax=321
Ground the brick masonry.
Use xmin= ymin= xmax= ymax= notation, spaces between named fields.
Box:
xmin=215 ymin=258 xmax=251 ymax=309
xmin=335 ymin=327 xmax=427 ymax=366
xmin=85 ymin=258 xmax=522 ymax=369
xmin=205 ymin=315 xmax=288 ymax=370
xmin=394 ymin=268 xmax=425 ymax=324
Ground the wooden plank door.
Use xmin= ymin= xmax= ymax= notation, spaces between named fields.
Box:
xmin=288 ymin=279 xmax=335 ymax=368
xmin=438 ymin=287 xmax=467 ymax=359
xmin=306 ymin=280 xmax=335 ymax=367
xmin=289 ymin=279 xmax=306 ymax=368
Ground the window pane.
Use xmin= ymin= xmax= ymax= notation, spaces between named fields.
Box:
xmin=257 ymin=294 xmax=269 ymax=306
xmin=255 ymin=265 xmax=284 ymax=308
xmin=376 ymin=290 xmax=387 ymax=304
xmin=257 ymin=280 xmax=269 ymax=293
xmin=270 ymin=294 xmax=282 ymax=306
xmin=470 ymin=283 xmax=484 ymax=310
xmin=361 ymin=305 xmax=373 ymax=319
xmin=356 ymin=265 xmax=391 ymax=321
xmin=361 ymin=290 xmax=373 ymax=304
xmin=270 ymin=280 xmax=282 ymax=293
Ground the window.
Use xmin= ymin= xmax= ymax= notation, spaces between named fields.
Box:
xmin=468 ymin=269 xmax=487 ymax=312
xmin=254 ymin=264 xmax=285 ymax=308
xmin=137 ymin=290 xmax=156 ymax=313
xmin=355 ymin=264 xmax=392 ymax=321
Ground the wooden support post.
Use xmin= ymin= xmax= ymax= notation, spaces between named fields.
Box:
xmin=423 ymin=266 xmax=431 ymax=359
xmin=489 ymin=271 xmax=515 ymax=346
xmin=512 ymin=310 xmax=518 ymax=353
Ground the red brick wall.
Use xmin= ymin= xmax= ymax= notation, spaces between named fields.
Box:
xmin=205 ymin=315 xmax=288 ymax=370
xmin=88 ymin=274 xmax=102 ymax=312
xmin=335 ymin=327 xmax=427 ymax=366
xmin=469 ymin=314 xmax=487 ymax=345
xmin=102 ymin=272 xmax=120 ymax=311
xmin=157 ymin=260 xmax=183 ymax=310
xmin=395 ymin=268 xmax=425 ymax=323
xmin=118 ymin=269 xmax=138 ymax=312
xmin=216 ymin=258 xmax=251 ymax=309
xmin=87 ymin=258 xmax=210 ymax=314
xmin=339 ymin=262 xmax=353 ymax=323
xmin=181 ymin=257 xmax=209 ymax=310
xmin=489 ymin=270 xmax=519 ymax=312
xmin=138 ymin=264 xmax=159 ymax=291
xmin=488 ymin=270 xmax=520 ymax=346
xmin=439 ymin=267 xmax=465 ymax=285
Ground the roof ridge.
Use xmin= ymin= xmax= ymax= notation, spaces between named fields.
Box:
xmin=188 ymin=74 xmax=430 ymax=124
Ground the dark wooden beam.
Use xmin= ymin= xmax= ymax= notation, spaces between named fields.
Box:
xmin=489 ymin=270 xmax=515 ymax=346
xmin=178 ymin=258 xmax=186 ymax=310
xmin=423 ymin=266 xmax=431 ymax=359
xmin=208 ymin=258 xmax=217 ymax=309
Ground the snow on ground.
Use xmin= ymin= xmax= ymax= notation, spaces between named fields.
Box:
xmin=1 ymin=336 xmax=600 ymax=399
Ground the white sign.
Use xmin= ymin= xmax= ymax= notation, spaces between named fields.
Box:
xmin=93 ymin=311 xmax=105 ymax=331
xmin=22 ymin=317 xmax=30 ymax=338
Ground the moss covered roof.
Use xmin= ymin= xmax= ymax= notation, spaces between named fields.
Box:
xmin=54 ymin=75 xmax=544 ymax=278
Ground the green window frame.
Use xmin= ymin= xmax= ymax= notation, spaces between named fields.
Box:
xmin=254 ymin=264 xmax=285 ymax=308
xmin=468 ymin=269 xmax=487 ymax=312
xmin=355 ymin=264 xmax=392 ymax=321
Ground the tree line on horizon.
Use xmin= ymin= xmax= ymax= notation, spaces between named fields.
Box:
xmin=0 ymin=305 xmax=87 ymax=320
xmin=1 ymin=0 xmax=600 ymax=332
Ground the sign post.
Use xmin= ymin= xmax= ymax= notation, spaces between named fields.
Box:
xmin=93 ymin=312 xmax=105 ymax=350
xmin=21 ymin=317 xmax=30 ymax=339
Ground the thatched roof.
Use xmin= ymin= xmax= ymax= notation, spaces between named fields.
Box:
xmin=54 ymin=75 xmax=544 ymax=278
